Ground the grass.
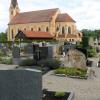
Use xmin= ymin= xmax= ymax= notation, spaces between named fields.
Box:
xmin=55 ymin=67 xmax=87 ymax=79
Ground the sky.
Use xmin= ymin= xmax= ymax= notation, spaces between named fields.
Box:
xmin=0 ymin=0 xmax=100 ymax=32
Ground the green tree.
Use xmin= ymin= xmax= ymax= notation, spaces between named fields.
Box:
xmin=0 ymin=32 xmax=7 ymax=43
xmin=95 ymin=30 xmax=100 ymax=39
xmin=81 ymin=29 xmax=90 ymax=48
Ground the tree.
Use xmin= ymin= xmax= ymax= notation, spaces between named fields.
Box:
xmin=95 ymin=30 xmax=100 ymax=39
xmin=0 ymin=32 xmax=7 ymax=43
xmin=81 ymin=29 xmax=90 ymax=48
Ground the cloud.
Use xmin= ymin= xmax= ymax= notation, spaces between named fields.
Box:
xmin=0 ymin=0 xmax=100 ymax=32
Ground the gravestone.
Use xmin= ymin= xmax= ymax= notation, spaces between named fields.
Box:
xmin=12 ymin=46 xmax=20 ymax=64
xmin=12 ymin=46 xmax=20 ymax=58
xmin=24 ymin=44 xmax=33 ymax=54
xmin=64 ymin=49 xmax=86 ymax=68
xmin=0 ymin=69 xmax=42 ymax=100
xmin=39 ymin=46 xmax=58 ymax=59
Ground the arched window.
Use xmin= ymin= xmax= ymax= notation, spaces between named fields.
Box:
xmin=11 ymin=11 xmax=13 ymax=15
xmin=24 ymin=28 xmax=26 ymax=30
xmin=56 ymin=27 xmax=59 ymax=32
xmin=68 ymin=27 xmax=71 ymax=34
xmin=31 ymin=28 xmax=33 ymax=31
xmin=11 ymin=29 xmax=14 ymax=39
xmin=62 ymin=27 xmax=65 ymax=34
xmin=46 ymin=27 xmax=49 ymax=32
xmin=38 ymin=27 xmax=41 ymax=31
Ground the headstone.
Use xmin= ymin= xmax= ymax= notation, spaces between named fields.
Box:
xmin=39 ymin=46 xmax=58 ymax=59
xmin=12 ymin=46 xmax=20 ymax=65
xmin=64 ymin=49 xmax=86 ymax=68
xmin=24 ymin=44 xmax=33 ymax=54
xmin=0 ymin=69 xmax=42 ymax=100
xmin=12 ymin=46 xmax=20 ymax=58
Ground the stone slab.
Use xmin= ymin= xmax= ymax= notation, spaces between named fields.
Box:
xmin=0 ymin=69 xmax=42 ymax=100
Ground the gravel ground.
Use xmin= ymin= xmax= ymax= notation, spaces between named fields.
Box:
xmin=43 ymin=67 xmax=100 ymax=100
xmin=0 ymin=64 xmax=17 ymax=70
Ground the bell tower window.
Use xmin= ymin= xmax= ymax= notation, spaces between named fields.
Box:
xmin=11 ymin=29 xmax=14 ymax=39
xmin=11 ymin=11 xmax=13 ymax=15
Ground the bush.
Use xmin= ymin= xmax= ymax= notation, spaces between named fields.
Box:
xmin=55 ymin=92 xmax=65 ymax=97
xmin=0 ymin=50 xmax=5 ymax=57
xmin=55 ymin=67 xmax=87 ymax=78
xmin=55 ymin=67 xmax=66 ymax=74
xmin=87 ymin=48 xmax=96 ymax=57
xmin=37 ymin=58 xmax=61 ymax=69
xmin=1 ymin=57 xmax=12 ymax=65
xmin=19 ymin=59 xmax=37 ymax=66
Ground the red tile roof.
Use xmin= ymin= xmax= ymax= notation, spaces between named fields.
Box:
xmin=18 ymin=30 xmax=54 ymax=39
xmin=9 ymin=8 xmax=59 ymax=25
xmin=56 ymin=13 xmax=76 ymax=22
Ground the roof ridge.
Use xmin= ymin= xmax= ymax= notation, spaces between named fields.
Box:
xmin=19 ymin=8 xmax=59 ymax=14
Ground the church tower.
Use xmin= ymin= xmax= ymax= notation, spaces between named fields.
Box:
xmin=9 ymin=0 xmax=20 ymax=21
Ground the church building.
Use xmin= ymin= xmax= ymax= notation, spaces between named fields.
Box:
xmin=7 ymin=0 xmax=82 ymax=42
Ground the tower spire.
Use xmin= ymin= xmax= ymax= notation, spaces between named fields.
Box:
xmin=9 ymin=0 xmax=20 ymax=21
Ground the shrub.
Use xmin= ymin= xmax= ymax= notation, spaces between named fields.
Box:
xmin=55 ymin=67 xmax=66 ymax=74
xmin=37 ymin=58 xmax=61 ymax=69
xmin=87 ymin=48 xmax=96 ymax=57
xmin=19 ymin=59 xmax=37 ymax=66
xmin=55 ymin=92 xmax=65 ymax=97
xmin=1 ymin=57 xmax=12 ymax=65
xmin=55 ymin=67 xmax=87 ymax=78
xmin=0 ymin=50 xmax=5 ymax=57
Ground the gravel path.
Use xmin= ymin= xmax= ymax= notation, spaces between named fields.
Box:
xmin=0 ymin=64 xmax=17 ymax=70
xmin=43 ymin=67 xmax=100 ymax=100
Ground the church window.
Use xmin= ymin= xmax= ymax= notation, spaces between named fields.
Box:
xmin=56 ymin=27 xmax=59 ymax=32
xmin=38 ymin=27 xmax=41 ymax=31
xmin=62 ymin=27 xmax=65 ymax=34
xmin=68 ymin=27 xmax=71 ymax=34
xmin=46 ymin=27 xmax=49 ymax=32
xmin=31 ymin=28 xmax=33 ymax=31
xmin=24 ymin=28 xmax=26 ymax=30
xmin=69 ymin=39 xmax=71 ymax=41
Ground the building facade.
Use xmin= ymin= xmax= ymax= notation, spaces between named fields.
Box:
xmin=8 ymin=0 xmax=82 ymax=42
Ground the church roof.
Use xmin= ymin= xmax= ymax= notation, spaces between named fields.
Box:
xmin=56 ymin=13 xmax=76 ymax=22
xmin=16 ymin=30 xmax=54 ymax=39
xmin=11 ymin=0 xmax=18 ymax=8
xmin=9 ymin=8 xmax=59 ymax=25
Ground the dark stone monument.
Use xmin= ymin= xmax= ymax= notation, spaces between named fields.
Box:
xmin=0 ymin=69 xmax=42 ymax=100
xmin=39 ymin=46 xmax=58 ymax=59
xmin=12 ymin=46 xmax=20 ymax=64
xmin=24 ymin=44 xmax=33 ymax=54
xmin=12 ymin=46 xmax=20 ymax=58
